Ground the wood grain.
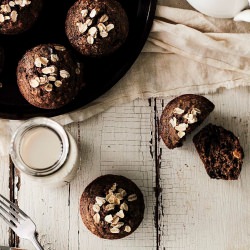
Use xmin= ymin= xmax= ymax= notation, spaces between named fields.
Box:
xmin=156 ymin=87 xmax=250 ymax=250
xmin=0 ymin=87 xmax=249 ymax=249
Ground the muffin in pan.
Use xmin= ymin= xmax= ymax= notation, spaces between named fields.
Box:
xmin=17 ymin=43 xmax=83 ymax=109
xmin=80 ymin=174 xmax=145 ymax=239
xmin=0 ymin=0 xmax=43 ymax=35
xmin=65 ymin=0 xmax=129 ymax=57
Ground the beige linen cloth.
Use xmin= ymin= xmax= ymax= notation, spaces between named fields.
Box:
xmin=1 ymin=0 xmax=250 ymax=156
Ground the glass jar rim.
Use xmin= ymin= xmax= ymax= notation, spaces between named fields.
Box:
xmin=10 ymin=117 xmax=69 ymax=177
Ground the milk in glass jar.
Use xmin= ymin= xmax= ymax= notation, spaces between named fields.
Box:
xmin=10 ymin=117 xmax=79 ymax=187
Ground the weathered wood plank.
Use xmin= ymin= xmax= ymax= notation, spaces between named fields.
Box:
xmin=0 ymin=155 xmax=11 ymax=246
xmin=4 ymin=87 xmax=249 ymax=249
xmin=15 ymin=99 xmax=156 ymax=249
xmin=156 ymin=87 xmax=250 ymax=250
xmin=68 ymin=99 xmax=156 ymax=249
xmin=17 ymin=177 xmax=71 ymax=249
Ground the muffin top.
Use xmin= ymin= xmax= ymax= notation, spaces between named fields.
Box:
xmin=160 ymin=94 xmax=215 ymax=149
xmin=65 ymin=0 xmax=129 ymax=57
xmin=80 ymin=174 xmax=145 ymax=239
xmin=17 ymin=43 xmax=82 ymax=109
xmin=0 ymin=0 xmax=43 ymax=34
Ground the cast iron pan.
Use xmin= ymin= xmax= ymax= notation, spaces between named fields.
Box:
xmin=0 ymin=0 xmax=156 ymax=119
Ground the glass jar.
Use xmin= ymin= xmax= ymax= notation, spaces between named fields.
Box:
xmin=10 ymin=117 xmax=79 ymax=187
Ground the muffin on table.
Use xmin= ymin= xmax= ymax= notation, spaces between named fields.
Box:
xmin=160 ymin=94 xmax=215 ymax=149
xmin=0 ymin=0 xmax=43 ymax=35
xmin=80 ymin=174 xmax=145 ymax=239
xmin=193 ymin=124 xmax=244 ymax=180
xmin=17 ymin=43 xmax=82 ymax=109
xmin=65 ymin=0 xmax=129 ymax=57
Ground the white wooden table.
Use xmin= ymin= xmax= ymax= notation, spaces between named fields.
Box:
xmin=0 ymin=87 xmax=249 ymax=250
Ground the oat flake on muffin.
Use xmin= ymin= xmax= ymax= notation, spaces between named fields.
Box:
xmin=17 ymin=43 xmax=83 ymax=109
xmin=65 ymin=0 xmax=129 ymax=57
xmin=80 ymin=174 xmax=145 ymax=239
xmin=0 ymin=0 xmax=43 ymax=34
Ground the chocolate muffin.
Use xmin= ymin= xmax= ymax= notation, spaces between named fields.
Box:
xmin=0 ymin=0 xmax=42 ymax=35
xmin=160 ymin=94 xmax=215 ymax=149
xmin=193 ymin=124 xmax=244 ymax=180
xmin=17 ymin=43 xmax=82 ymax=109
xmin=65 ymin=0 xmax=129 ymax=57
xmin=80 ymin=174 xmax=145 ymax=239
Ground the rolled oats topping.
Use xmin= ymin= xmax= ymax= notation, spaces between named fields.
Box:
xmin=77 ymin=22 xmax=88 ymax=33
xmin=1 ymin=4 xmax=11 ymax=13
xmin=111 ymin=215 xmax=119 ymax=225
xmin=0 ymin=14 xmax=4 ymax=22
xmin=120 ymin=202 xmax=128 ymax=211
xmin=60 ymin=70 xmax=70 ymax=79
xmin=91 ymin=183 xmax=137 ymax=234
xmin=104 ymin=214 xmax=113 ymax=223
xmin=106 ymin=193 xmax=116 ymax=204
xmin=127 ymin=194 xmax=137 ymax=202
xmin=42 ymin=66 xmax=56 ymax=74
xmin=85 ymin=18 xmax=92 ymax=26
xmin=54 ymin=80 xmax=62 ymax=87
xmin=51 ymin=54 xmax=59 ymax=62
xmin=118 ymin=188 xmax=127 ymax=197
xmin=99 ymin=14 xmax=109 ymax=23
xmin=10 ymin=10 xmax=17 ymax=22
xmin=29 ymin=45 xmax=77 ymax=92
xmin=175 ymin=123 xmax=188 ymax=132
xmin=116 ymin=210 xmax=124 ymax=218
xmin=76 ymin=7 xmax=115 ymax=45
xmin=29 ymin=78 xmax=40 ymax=88
xmin=97 ymin=23 xmax=106 ymax=32
xmin=89 ymin=8 xmax=96 ymax=18
xmin=100 ymin=31 xmax=108 ymax=38
xmin=105 ymin=204 xmax=115 ymax=211
xmin=93 ymin=213 xmax=100 ymax=224
xmin=0 ymin=0 xmax=31 ymax=24
xmin=39 ymin=76 xmax=47 ymax=85
xmin=124 ymin=225 xmax=131 ymax=233
xmin=35 ymin=57 xmax=49 ymax=67
xmin=44 ymin=83 xmax=53 ymax=92
xmin=81 ymin=9 xmax=88 ymax=17
xmin=95 ymin=196 xmax=106 ymax=206
xmin=93 ymin=204 xmax=100 ymax=213
xmin=110 ymin=227 xmax=120 ymax=234
xmin=106 ymin=24 xmax=114 ymax=32
xmin=88 ymin=26 xmax=97 ymax=36
xmin=54 ymin=45 xmax=66 ymax=51
xmin=87 ymin=35 xmax=94 ymax=45
xmin=113 ymin=222 xmax=124 ymax=229
xmin=9 ymin=1 xmax=15 ymax=7
xmin=177 ymin=131 xmax=185 ymax=139
xmin=110 ymin=183 xmax=117 ymax=191
xmin=169 ymin=117 xmax=177 ymax=128
xmin=48 ymin=76 xmax=56 ymax=81
xmin=170 ymin=106 xmax=202 ymax=138
xmin=173 ymin=107 xmax=185 ymax=114
xmin=115 ymin=193 xmax=123 ymax=201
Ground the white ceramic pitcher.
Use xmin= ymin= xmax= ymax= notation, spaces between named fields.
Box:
xmin=186 ymin=0 xmax=249 ymax=18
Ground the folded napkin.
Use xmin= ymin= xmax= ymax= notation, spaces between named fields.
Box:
xmin=53 ymin=2 xmax=250 ymax=125
xmin=2 ymin=0 xmax=250 ymax=156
